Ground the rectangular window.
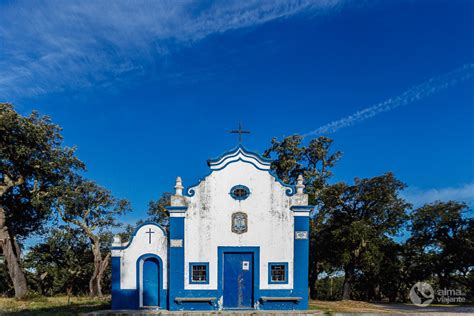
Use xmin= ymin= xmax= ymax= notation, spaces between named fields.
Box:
xmin=268 ymin=262 xmax=288 ymax=284
xmin=189 ymin=262 xmax=209 ymax=284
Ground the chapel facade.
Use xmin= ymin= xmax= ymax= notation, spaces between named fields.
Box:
xmin=111 ymin=145 xmax=312 ymax=311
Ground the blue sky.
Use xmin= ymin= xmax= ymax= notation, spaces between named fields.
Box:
xmin=1 ymin=0 xmax=473 ymax=225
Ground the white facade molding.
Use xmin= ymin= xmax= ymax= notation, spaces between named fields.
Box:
xmin=207 ymin=146 xmax=272 ymax=171
xmin=112 ymin=223 xmax=168 ymax=290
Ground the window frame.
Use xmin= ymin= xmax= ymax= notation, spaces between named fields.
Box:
xmin=230 ymin=184 xmax=251 ymax=201
xmin=189 ymin=262 xmax=209 ymax=284
xmin=268 ymin=262 xmax=289 ymax=284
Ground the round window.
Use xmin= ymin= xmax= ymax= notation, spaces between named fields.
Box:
xmin=230 ymin=185 xmax=250 ymax=200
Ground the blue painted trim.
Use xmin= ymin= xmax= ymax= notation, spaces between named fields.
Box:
xmin=211 ymin=157 xmax=268 ymax=172
xmin=290 ymin=205 xmax=314 ymax=211
xmin=207 ymin=145 xmax=272 ymax=165
xmin=111 ymin=257 xmax=125 ymax=309
xmin=268 ymin=262 xmax=289 ymax=284
xmin=184 ymin=163 xmax=295 ymax=197
xmin=183 ymin=172 xmax=210 ymax=197
xmin=184 ymin=145 xmax=295 ymax=197
xmin=110 ymin=222 xmax=166 ymax=250
xmin=293 ymin=216 xmax=310 ymax=310
xmin=218 ymin=246 xmax=260 ymax=308
xmin=269 ymin=170 xmax=296 ymax=196
xmin=168 ymin=216 xmax=186 ymax=311
xmin=166 ymin=206 xmax=188 ymax=212
xmin=229 ymin=184 xmax=251 ymax=200
xmin=136 ymin=253 xmax=167 ymax=309
xmin=189 ymin=262 xmax=210 ymax=284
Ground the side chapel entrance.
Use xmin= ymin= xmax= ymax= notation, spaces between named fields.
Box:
xmin=140 ymin=256 xmax=160 ymax=308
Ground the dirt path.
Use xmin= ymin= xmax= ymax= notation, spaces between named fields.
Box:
xmin=309 ymin=300 xmax=474 ymax=315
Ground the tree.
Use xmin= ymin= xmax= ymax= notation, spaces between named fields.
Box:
xmin=264 ymin=135 xmax=341 ymax=204
xmin=0 ymin=103 xmax=83 ymax=298
xmin=353 ymin=238 xmax=404 ymax=302
xmin=317 ymin=173 xmax=410 ymax=300
xmin=0 ymin=263 xmax=13 ymax=297
xmin=55 ymin=177 xmax=130 ymax=297
xmin=408 ymin=201 xmax=473 ymax=291
xmin=264 ymin=135 xmax=342 ymax=298
xmin=24 ymin=227 xmax=95 ymax=296
xmin=147 ymin=192 xmax=171 ymax=227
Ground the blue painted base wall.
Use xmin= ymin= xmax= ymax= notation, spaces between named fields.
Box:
xmin=113 ymin=253 xmax=307 ymax=311
xmin=112 ymin=257 xmax=138 ymax=309
xmin=112 ymin=213 xmax=309 ymax=311
xmin=167 ymin=289 xmax=306 ymax=311
xmin=111 ymin=256 xmax=168 ymax=310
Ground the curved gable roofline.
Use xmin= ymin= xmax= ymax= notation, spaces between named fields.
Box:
xmin=110 ymin=221 xmax=167 ymax=250
xmin=207 ymin=145 xmax=272 ymax=166
xmin=183 ymin=146 xmax=295 ymax=197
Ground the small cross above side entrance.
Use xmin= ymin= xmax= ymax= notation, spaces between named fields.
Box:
xmin=146 ymin=228 xmax=154 ymax=244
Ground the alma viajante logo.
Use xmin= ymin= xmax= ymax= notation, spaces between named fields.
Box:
xmin=410 ymin=282 xmax=435 ymax=307
xmin=410 ymin=282 xmax=466 ymax=306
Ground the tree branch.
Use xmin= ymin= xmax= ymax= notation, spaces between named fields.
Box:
xmin=0 ymin=173 xmax=24 ymax=197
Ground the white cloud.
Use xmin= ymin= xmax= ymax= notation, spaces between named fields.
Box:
xmin=0 ymin=0 xmax=344 ymax=99
xmin=402 ymin=183 xmax=474 ymax=207
xmin=303 ymin=63 xmax=474 ymax=136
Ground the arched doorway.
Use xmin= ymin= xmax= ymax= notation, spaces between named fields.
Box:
xmin=141 ymin=257 xmax=160 ymax=308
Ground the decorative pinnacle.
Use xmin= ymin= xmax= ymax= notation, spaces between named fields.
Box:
xmin=175 ymin=176 xmax=184 ymax=196
xmin=296 ymin=174 xmax=305 ymax=194
xmin=112 ymin=235 xmax=122 ymax=246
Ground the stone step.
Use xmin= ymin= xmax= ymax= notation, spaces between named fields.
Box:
xmin=82 ymin=310 xmax=322 ymax=316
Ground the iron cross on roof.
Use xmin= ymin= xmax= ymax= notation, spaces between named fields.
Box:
xmin=229 ymin=123 xmax=250 ymax=144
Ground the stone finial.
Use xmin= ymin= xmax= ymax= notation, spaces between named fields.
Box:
xmin=175 ymin=176 xmax=184 ymax=196
xmin=296 ymin=174 xmax=305 ymax=194
xmin=112 ymin=235 xmax=121 ymax=246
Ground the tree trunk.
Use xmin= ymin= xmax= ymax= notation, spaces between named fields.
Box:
xmin=89 ymin=238 xmax=110 ymax=298
xmin=309 ymin=267 xmax=319 ymax=300
xmin=374 ymin=283 xmax=381 ymax=301
xmin=0 ymin=206 xmax=28 ymax=298
xmin=342 ymin=265 xmax=354 ymax=300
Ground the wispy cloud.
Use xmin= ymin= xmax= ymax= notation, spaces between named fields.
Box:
xmin=402 ymin=183 xmax=474 ymax=207
xmin=304 ymin=63 xmax=474 ymax=137
xmin=0 ymin=0 xmax=343 ymax=100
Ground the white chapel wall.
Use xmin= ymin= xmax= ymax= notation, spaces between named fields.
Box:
xmin=112 ymin=223 xmax=168 ymax=290
xmin=184 ymin=161 xmax=294 ymax=290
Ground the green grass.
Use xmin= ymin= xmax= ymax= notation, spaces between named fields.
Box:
xmin=0 ymin=296 xmax=110 ymax=316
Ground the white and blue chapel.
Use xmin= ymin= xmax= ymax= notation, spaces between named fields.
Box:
xmin=111 ymin=145 xmax=312 ymax=311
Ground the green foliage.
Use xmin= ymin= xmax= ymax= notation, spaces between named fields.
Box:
xmin=117 ymin=191 xmax=171 ymax=245
xmin=317 ymin=173 xmax=410 ymax=299
xmin=147 ymin=192 xmax=171 ymax=227
xmin=117 ymin=223 xmax=140 ymax=244
xmin=264 ymin=135 xmax=342 ymax=299
xmin=53 ymin=176 xmax=130 ymax=297
xmin=0 ymin=263 xmax=14 ymax=296
xmin=407 ymin=201 xmax=473 ymax=299
xmin=24 ymin=228 xmax=94 ymax=296
xmin=315 ymin=275 xmax=345 ymax=300
xmin=264 ymin=135 xmax=341 ymax=204
xmin=1 ymin=103 xmax=84 ymax=238
xmin=1 ymin=104 xmax=471 ymax=304
xmin=318 ymin=173 xmax=409 ymax=240
xmin=55 ymin=177 xmax=130 ymax=235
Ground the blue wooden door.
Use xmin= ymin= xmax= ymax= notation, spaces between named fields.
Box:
xmin=142 ymin=257 xmax=160 ymax=307
xmin=223 ymin=253 xmax=253 ymax=308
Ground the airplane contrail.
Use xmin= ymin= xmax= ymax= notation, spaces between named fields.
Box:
xmin=303 ymin=63 xmax=474 ymax=137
